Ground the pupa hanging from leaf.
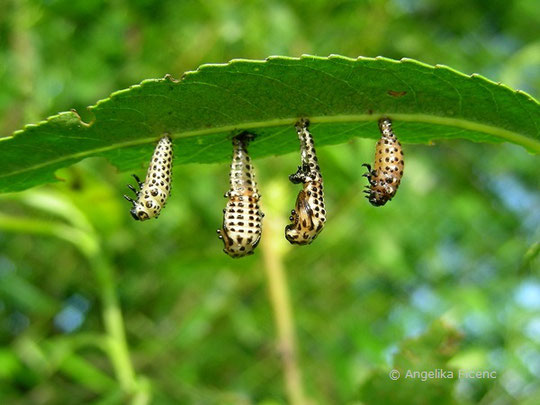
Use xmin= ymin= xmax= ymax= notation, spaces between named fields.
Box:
xmin=124 ymin=135 xmax=173 ymax=221
xmin=285 ymin=119 xmax=326 ymax=245
xmin=217 ymin=132 xmax=264 ymax=258
xmin=363 ymin=118 xmax=404 ymax=206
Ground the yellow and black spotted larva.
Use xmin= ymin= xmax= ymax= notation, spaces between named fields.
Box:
xmin=285 ymin=118 xmax=326 ymax=245
xmin=217 ymin=132 xmax=264 ymax=258
xmin=124 ymin=135 xmax=173 ymax=221
xmin=362 ymin=118 xmax=404 ymax=206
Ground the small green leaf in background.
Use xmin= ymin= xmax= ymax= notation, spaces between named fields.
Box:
xmin=0 ymin=55 xmax=538 ymax=193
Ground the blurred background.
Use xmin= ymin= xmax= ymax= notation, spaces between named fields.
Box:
xmin=0 ymin=0 xmax=539 ymax=404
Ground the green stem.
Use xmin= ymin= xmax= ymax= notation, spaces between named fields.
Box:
xmin=260 ymin=182 xmax=308 ymax=405
xmin=89 ymin=253 xmax=138 ymax=394
xmin=90 ymin=252 xmax=151 ymax=404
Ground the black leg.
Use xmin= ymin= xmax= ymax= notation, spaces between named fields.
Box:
xmin=123 ymin=195 xmax=136 ymax=204
xmin=132 ymin=174 xmax=143 ymax=187
xmin=127 ymin=184 xmax=138 ymax=196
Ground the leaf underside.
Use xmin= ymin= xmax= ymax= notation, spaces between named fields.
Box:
xmin=0 ymin=55 xmax=538 ymax=193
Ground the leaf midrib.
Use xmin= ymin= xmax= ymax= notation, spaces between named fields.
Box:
xmin=1 ymin=113 xmax=538 ymax=180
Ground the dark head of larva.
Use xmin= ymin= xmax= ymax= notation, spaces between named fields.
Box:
xmin=130 ymin=206 xmax=150 ymax=221
xmin=366 ymin=187 xmax=392 ymax=207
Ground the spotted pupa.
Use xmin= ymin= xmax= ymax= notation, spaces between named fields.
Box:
xmin=217 ymin=132 xmax=264 ymax=258
xmin=124 ymin=135 xmax=173 ymax=221
xmin=285 ymin=118 xmax=326 ymax=245
xmin=362 ymin=118 xmax=404 ymax=206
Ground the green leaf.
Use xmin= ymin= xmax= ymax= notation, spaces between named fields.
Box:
xmin=1 ymin=55 xmax=538 ymax=193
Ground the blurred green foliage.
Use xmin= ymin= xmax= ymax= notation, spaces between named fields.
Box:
xmin=0 ymin=0 xmax=539 ymax=404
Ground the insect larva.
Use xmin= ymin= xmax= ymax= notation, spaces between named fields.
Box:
xmin=124 ymin=135 xmax=173 ymax=221
xmin=217 ymin=132 xmax=264 ymax=258
xmin=285 ymin=118 xmax=326 ymax=245
xmin=362 ymin=118 xmax=404 ymax=206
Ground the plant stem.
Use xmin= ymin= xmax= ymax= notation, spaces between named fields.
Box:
xmin=89 ymin=253 xmax=141 ymax=398
xmin=260 ymin=182 xmax=308 ymax=405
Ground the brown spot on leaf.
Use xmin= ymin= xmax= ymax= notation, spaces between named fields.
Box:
xmin=387 ymin=90 xmax=407 ymax=97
